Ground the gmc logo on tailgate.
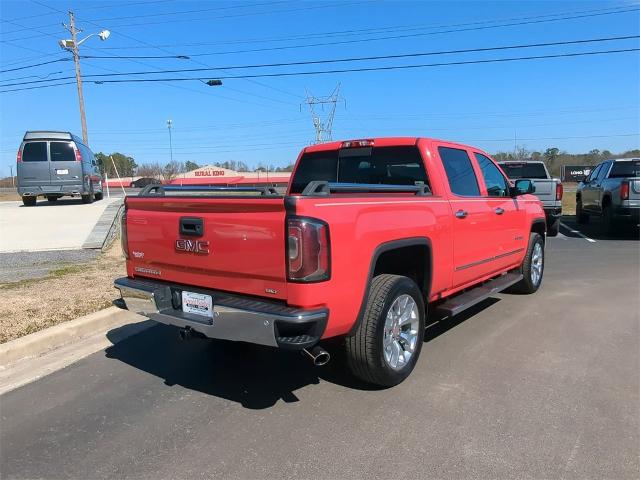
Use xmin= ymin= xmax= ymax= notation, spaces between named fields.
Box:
xmin=175 ymin=239 xmax=210 ymax=254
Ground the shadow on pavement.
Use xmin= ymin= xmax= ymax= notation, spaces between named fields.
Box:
xmin=560 ymin=215 xmax=639 ymax=241
xmin=18 ymin=198 xmax=91 ymax=207
xmin=105 ymin=297 xmax=503 ymax=409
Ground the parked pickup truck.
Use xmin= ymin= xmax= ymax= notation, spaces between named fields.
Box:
xmin=115 ymin=138 xmax=546 ymax=387
xmin=497 ymin=160 xmax=562 ymax=236
xmin=576 ymin=158 xmax=640 ymax=232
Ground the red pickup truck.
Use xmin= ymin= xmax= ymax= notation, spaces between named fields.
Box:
xmin=115 ymin=137 xmax=546 ymax=387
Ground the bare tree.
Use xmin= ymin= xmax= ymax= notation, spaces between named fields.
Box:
xmin=137 ymin=162 xmax=163 ymax=179
xmin=162 ymin=160 xmax=185 ymax=181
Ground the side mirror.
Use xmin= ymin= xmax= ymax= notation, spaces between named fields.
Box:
xmin=96 ymin=158 xmax=103 ymax=166
xmin=512 ymin=179 xmax=535 ymax=196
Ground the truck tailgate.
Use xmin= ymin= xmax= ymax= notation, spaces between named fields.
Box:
xmin=125 ymin=196 xmax=287 ymax=300
xmin=530 ymin=179 xmax=557 ymax=204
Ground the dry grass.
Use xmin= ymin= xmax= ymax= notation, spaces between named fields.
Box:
xmin=0 ymin=241 xmax=126 ymax=343
xmin=562 ymin=194 xmax=576 ymax=215
xmin=0 ymin=192 xmax=22 ymax=202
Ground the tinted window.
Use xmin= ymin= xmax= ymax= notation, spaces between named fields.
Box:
xmin=438 ymin=146 xmax=480 ymax=196
xmin=50 ymin=142 xmax=75 ymax=162
xmin=21 ymin=142 xmax=47 ymax=162
xmin=586 ymin=164 xmax=602 ymax=182
xmin=596 ymin=162 xmax=610 ymax=181
xmin=476 ymin=153 xmax=509 ymax=197
xmin=499 ymin=162 xmax=548 ymax=179
xmin=290 ymin=146 xmax=427 ymax=194
xmin=609 ymin=160 xmax=640 ymax=178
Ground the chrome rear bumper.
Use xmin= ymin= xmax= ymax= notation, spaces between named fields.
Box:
xmin=114 ymin=277 xmax=327 ymax=349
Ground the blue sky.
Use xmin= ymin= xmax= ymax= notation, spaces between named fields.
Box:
xmin=1 ymin=0 xmax=639 ymax=176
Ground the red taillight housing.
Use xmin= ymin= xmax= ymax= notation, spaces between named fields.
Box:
xmin=620 ymin=181 xmax=629 ymax=201
xmin=120 ymin=209 xmax=129 ymax=259
xmin=16 ymin=149 xmax=22 ymax=163
xmin=74 ymin=145 xmax=82 ymax=162
xmin=555 ymin=182 xmax=563 ymax=201
xmin=287 ymin=217 xmax=330 ymax=282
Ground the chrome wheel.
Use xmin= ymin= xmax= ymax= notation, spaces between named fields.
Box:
xmin=383 ymin=294 xmax=419 ymax=371
xmin=531 ymin=242 xmax=543 ymax=286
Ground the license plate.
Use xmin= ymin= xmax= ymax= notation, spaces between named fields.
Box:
xmin=181 ymin=291 xmax=213 ymax=318
xmin=56 ymin=169 xmax=69 ymax=175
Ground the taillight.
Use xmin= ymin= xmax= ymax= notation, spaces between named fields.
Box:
xmin=16 ymin=149 xmax=22 ymax=162
xmin=620 ymin=181 xmax=629 ymax=200
xmin=74 ymin=147 xmax=82 ymax=162
xmin=556 ymin=183 xmax=563 ymax=201
xmin=120 ymin=209 xmax=129 ymax=259
xmin=287 ymin=217 xmax=330 ymax=282
xmin=341 ymin=139 xmax=374 ymax=148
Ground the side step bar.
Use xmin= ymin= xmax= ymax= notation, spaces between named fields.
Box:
xmin=434 ymin=272 xmax=523 ymax=318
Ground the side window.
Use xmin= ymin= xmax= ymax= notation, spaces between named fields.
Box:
xmin=50 ymin=142 xmax=76 ymax=162
xmin=475 ymin=153 xmax=509 ymax=197
xmin=586 ymin=164 xmax=601 ymax=182
xmin=596 ymin=162 xmax=610 ymax=181
xmin=21 ymin=142 xmax=47 ymax=162
xmin=438 ymin=146 xmax=480 ymax=196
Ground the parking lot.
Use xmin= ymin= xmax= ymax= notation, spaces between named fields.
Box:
xmin=1 ymin=223 xmax=638 ymax=480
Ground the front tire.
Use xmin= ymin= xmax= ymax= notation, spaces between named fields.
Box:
xmin=510 ymin=232 xmax=544 ymax=294
xmin=345 ymin=274 xmax=425 ymax=387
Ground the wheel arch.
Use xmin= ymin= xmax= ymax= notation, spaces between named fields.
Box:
xmin=348 ymin=237 xmax=432 ymax=336
xmin=531 ymin=218 xmax=546 ymax=240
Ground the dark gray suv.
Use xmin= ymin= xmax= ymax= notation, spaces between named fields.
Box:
xmin=17 ymin=131 xmax=103 ymax=206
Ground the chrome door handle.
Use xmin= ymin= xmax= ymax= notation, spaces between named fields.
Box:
xmin=495 ymin=207 xmax=504 ymax=215
xmin=455 ymin=210 xmax=468 ymax=219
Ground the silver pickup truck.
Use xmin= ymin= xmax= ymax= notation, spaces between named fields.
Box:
xmin=498 ymin=161 xmax=562 ymax=236
xmin=576 ymin=158 xmax=640 ymax=233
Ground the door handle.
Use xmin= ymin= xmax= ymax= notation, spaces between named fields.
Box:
xmin=455 ymin=210 xmax=468 ymax=219
xmin=495 ymin=207 xmax=504 ymax=215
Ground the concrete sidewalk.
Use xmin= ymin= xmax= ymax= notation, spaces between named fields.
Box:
xmin=0 ymin=197 xmax=121 ymax=253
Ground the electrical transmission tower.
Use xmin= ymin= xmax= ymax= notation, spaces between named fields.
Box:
xmin=303 ymin=84 xmax=344 ymax=144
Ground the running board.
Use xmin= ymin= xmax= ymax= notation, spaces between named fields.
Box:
xmin=434 ymin=272 xmax=523 ymax=318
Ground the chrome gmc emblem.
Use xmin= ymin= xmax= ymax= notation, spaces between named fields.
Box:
xmin=175 ymin=239 xmax=210 ymax=254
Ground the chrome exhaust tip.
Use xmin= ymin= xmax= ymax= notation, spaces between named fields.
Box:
xmin=302 ymin=345 xmax=330 ymax=366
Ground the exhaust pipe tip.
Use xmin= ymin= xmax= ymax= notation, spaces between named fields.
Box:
xmin=302 ymin=345 xmax=330 ymax=366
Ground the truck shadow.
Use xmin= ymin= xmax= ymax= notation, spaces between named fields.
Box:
xmin=104 ymin=299 xmax=499 ymax=409
xmin=560 ymin=215 xmax=639 ymax=241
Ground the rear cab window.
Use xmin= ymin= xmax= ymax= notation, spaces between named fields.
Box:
xmin=609 ymin=160 xmax=640 ymax=178
xmin=290 ymin=145 xmax=428 ymax=194
xmin=21 ymin=142 xmax=47 ymax=162
xmin=499 ymin=162 xmax=548 ymax=179
xmin=50 ymin=142 xmax=76 ymax=162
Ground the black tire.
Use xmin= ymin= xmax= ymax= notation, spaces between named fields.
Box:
xmin=46 ymin=196 xmax=58 ymax=202
xmin=94 ymin=191 xmax=103 ymax=201
xmin=547 ymin=218 xmax=559 ymax=237
xmin=509 ymin=232 xmax=544 ymax=294
xmin=576 ymin=198 xmax=589 ymax=224
xmin=602 ymin=203 xmax=615 ymax=235
xmin=345 ymin=274 xmax=425 ymax=387
xmin=81 ymin=183 xmax=94 ymax=204
xmin=22 ymin=196 xmax=36 ymax=206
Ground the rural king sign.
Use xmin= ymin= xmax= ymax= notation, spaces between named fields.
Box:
xmin=194 ymin=170 xmax=226 ymax=177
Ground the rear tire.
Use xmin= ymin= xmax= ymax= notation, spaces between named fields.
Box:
xmin=94 ymin=191 xmax=103 ymax=201
xmin=22 ymin=196 xmax=36 ymax=206
xmin=345 ymin=274 xmax=425 ymax=387
xmin=602 ymin=204 xmax=615 ymax=235
xmin=81 ymin=183 xmax=94 ymax=204
xmin=576 ymin=198 xmax=589 ymax=224
xmin=509 ymin=232 xmax=544 ymax=294
xmin=46 ymin=196 xmax=58 ymax=202
xmin=547 ymin=218 xmax=559 ymax=237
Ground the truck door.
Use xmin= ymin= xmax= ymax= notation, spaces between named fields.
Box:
xmin=581 ymin=163 xmax=602 ymax=212
xmin=18 ymin=141 xmax=50 ymax=187
xmin=436 ymin=145 xmax=497 ymax=287
xmin=593 ymin=161 xmax=612 ymax=212
xmin=473 ymin=151 xmax=525 ymax=271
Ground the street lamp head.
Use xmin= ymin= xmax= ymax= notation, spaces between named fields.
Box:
xmin=58 ymin=39 xmax=74 ymax=50
xmin=98 ymin=30 xmax=110 ymax=41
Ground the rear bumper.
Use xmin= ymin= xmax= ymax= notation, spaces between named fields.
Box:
xmin=18 ymin=184 xmax=84 ymax=196
xmin=114 ymin=277 xmax=328 ymax=350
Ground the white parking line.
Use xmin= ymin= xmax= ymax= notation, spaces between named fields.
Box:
xmin=559 ymin=222 xmax=597 ymax=243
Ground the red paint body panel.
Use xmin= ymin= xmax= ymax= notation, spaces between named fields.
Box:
xmin=123 ymin=137 xmax=545 ymax=340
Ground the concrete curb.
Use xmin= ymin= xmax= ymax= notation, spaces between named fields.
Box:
xmin=82 ymin=199 xmax=124 ymax=249
xmin=0 ymin=306 xmax=142 ymax=368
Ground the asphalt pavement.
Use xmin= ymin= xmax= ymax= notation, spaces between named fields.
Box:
xmin=1 ymin=224 xmax=638 ymax=479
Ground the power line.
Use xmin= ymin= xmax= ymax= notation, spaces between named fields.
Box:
xmin=4 ymin=36 xmax=638 ymax=87
xmin=0 ymin=58 xmax=70 ymax=74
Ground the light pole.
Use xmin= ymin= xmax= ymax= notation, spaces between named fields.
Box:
xmin=167 ymin=119 xmax=173 ymax=163
xmin=9 ymin=166 xmax=14 ymax=188
xmin=58 ymin=11 xmax=110 ymax=145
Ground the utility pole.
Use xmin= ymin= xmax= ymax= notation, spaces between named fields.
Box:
xmin=303 ymin=83 xmax=344 ymax=144
xmin=59 ymin=13 xmax=110 ymax=145
xmin=167 ymin=119 xmax=173 ymax=163
xmin=9 ymin=166 xmax=14 ymax=188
